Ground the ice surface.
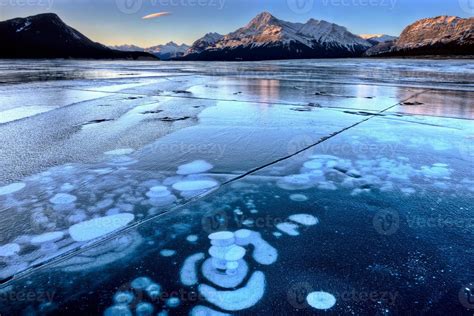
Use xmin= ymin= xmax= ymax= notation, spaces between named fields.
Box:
xmin=68 ymin=213 xmax=134 ymax=242
xmin=177 ymin=160 xmax=214 ymax=175
xmin=165 ymin=297 xmax=181 ymax=308
xmin=172 ymin=180 xmax=219 ymax=192
xmin=104 ymin=305 xmax=132 ymax=316
xmin=160 ymin=249 xmax=176 ymax=257
xmin=202 ymin=258 xmax=248 ymax=288
xmin=234 ymin=230 xmax=277 ymax=265
xmin=131 ymin=277 xmax=153 ymax=290
xmin=0 ymin=59 xmax=473 ymax=315
xmin=180 ymin=252 xmax=205 ymax=286
xmin=136 ymin=302 xmax=154 ymax=315
xmin=277 ymin=174 xmax=314 ymax=190
xmin=113 ymin=291 xmax=134 ymax=305
xmin=0 ymin=243 xmax=20 ymax=256
xmin=199 ymin=271 xmax=266 ymax=311
xmin=289 ymin=194 xmax=308 ymax=202
xmin=306 ymin=291 xmax=337 ymax=310
xmin=30 ymin=231 xmax=64 ymax=245
xmin=186 ymin=235 xmax=199 ymax=243
xmin=288 ymin=214 xmax=319 ymax=226
xmin=49 ymin=193 xmax=77 ymax=205
xmin=276 ymin=222 xmax=300 ymax=236
xmin=145 ymin=283 xmax=161 ymax=300
xmin=190 ymin=306 xmax=231 ymax=316
xmin=0 ymin=182 xmax=26 ymax=196
xmin=104 ymin=148 xmax=135 ymax=156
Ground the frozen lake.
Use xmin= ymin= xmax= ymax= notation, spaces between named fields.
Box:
xmin=0 ymin=59 xmax=473 ymax=315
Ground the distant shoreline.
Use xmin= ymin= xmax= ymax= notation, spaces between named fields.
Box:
xmin=0 ymin=56 xmax=473 ymax=62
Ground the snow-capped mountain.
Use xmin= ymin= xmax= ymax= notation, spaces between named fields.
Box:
xmin=111 ymin=42 xmax=190 ymax=60
xmin=359 ymin=34 xmax=398 ymax=43
xmin=109 ymin=44 xmax=145 ymax=52
xmin=147 ymin=42 xmax=190 ymax=60
xmin=0 ymin=13 xmax=157 ymax=60
xmin=181 ymin=12 xmax=371 ymax=61
xmin=186 ymin=32 xmax=224 ymax=55
xmin=366 ymin=16 xmax=474 ymax=56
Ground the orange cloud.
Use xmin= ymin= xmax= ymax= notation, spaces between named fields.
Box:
xmin=142 ymin=12 xmax=171 ymax=20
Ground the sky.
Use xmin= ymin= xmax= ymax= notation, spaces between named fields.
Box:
xmin=0 ymin=0 xmax=472 ymax=47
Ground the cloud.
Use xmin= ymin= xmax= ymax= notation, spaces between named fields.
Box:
xmin=142 ymin=12 xmax=171 ymax=20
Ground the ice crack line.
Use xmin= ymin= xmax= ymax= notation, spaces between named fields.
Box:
xmin=0 ymin=89 xmax=430 ymax=287
xmin=221 ymin=89 xmax=433 ymax=185
xmin=66 ymin=87 xmax=441 ymax=118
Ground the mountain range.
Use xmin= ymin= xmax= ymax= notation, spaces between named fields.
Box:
xmin=0 ymin=12 xmax=472 ymax=60
xmin=359 ymin=34 xmax=398 ymax=44
xmin=0 ymin=13 xmax=157 ymax=60
xmin=181 ymin=12 xmax=373 ymax=60
xmin=110 ymin=42 xmax=190 ymax=60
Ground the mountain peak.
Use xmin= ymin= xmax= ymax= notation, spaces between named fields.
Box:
xmin=247 ymin=12 xmax=278 ymax=28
